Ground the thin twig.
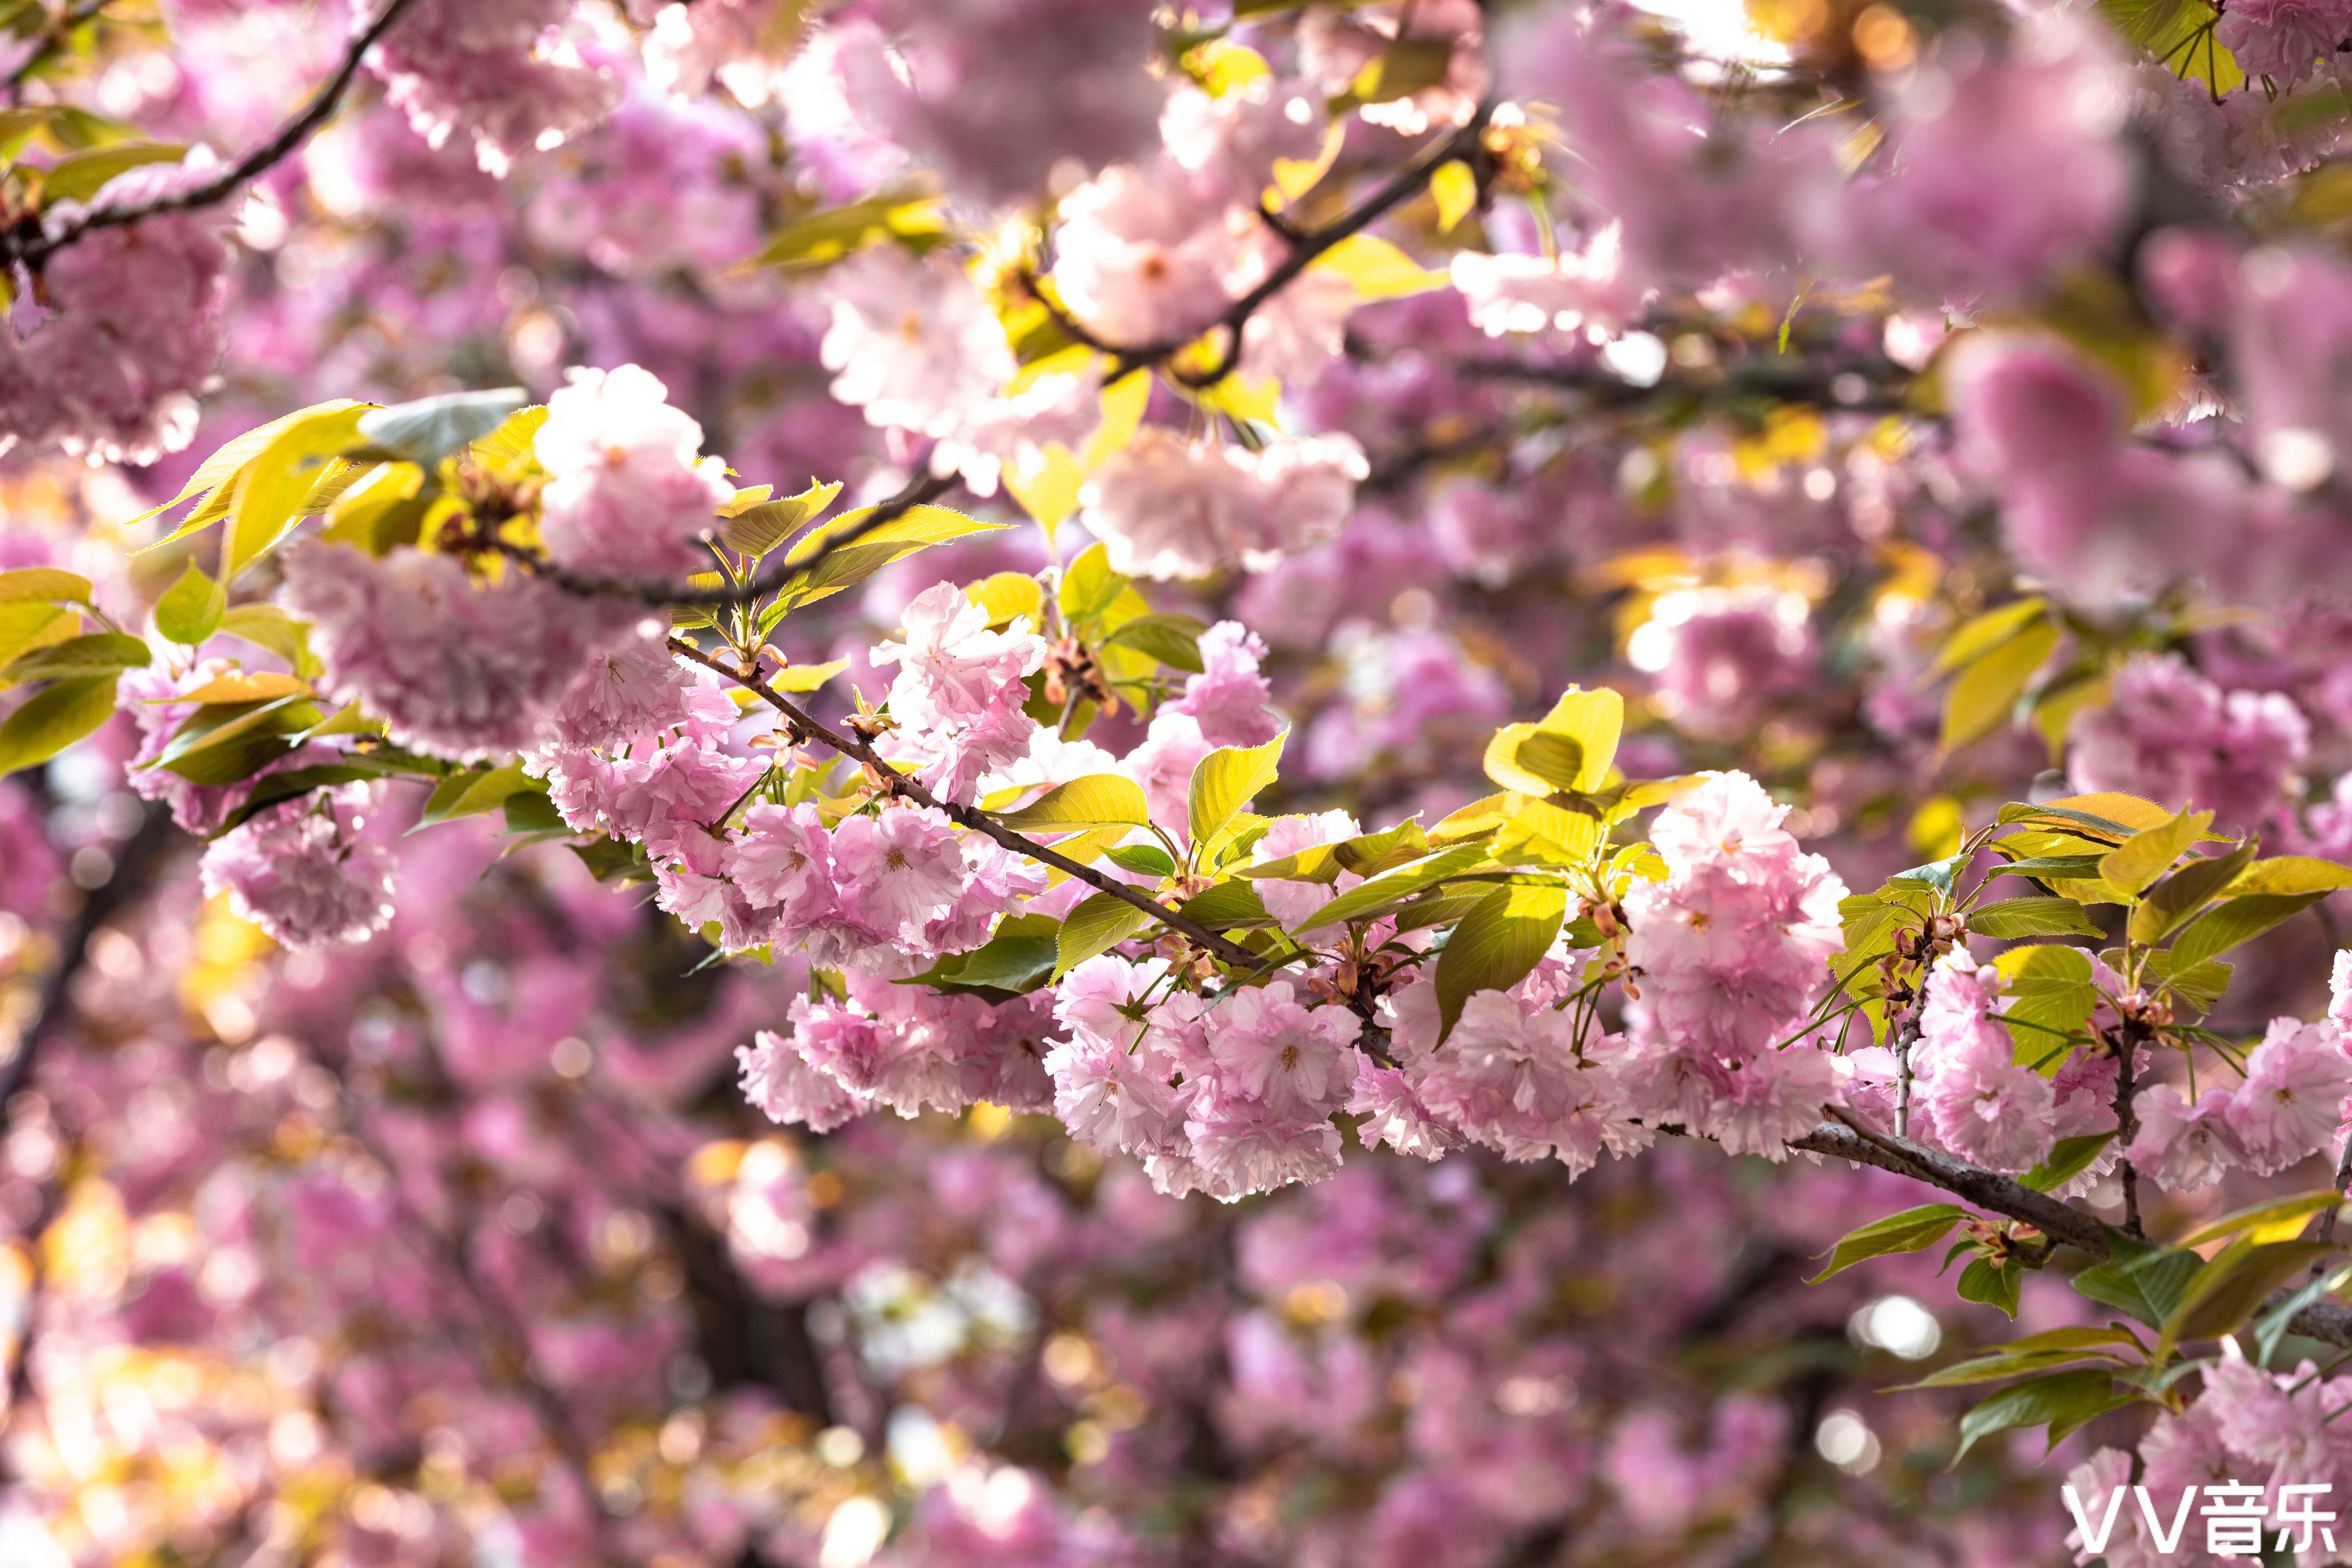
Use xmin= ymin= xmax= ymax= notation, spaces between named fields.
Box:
xmin=513 ymin=111 xmax=1492 ymax=613
xmin=502 ymin=469 xmax=958 ymax=610
xmin=11 ymin=0 xmax=422 ymax=266
xmin=665 ymin=636 xmax=1267 ymax=971
xmin=1103 ymin=102 xmax=1496 ymax=389
xmin=3 ymin=0 xmax=110 ymax=97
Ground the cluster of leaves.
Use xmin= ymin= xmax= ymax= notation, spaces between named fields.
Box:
xmin=1823 ymin=1189 xmax=2350 ymax=1461
xmin=1816 ymin=793 xmax=2352 ymax=1455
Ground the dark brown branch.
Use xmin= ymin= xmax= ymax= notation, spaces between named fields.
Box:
xmin=0 ymin=802 xmax=173 ymax=1111
xmin=665 ymin=636 xmax=1268 ymax=971
xmin=1799 ymin=1109 xmax=2352 ymax=1350
xmin=311 ymin=1047 xmax=621 ymax=1548
xmin=12 ymin=0 xmax=421 ymax=266
xmin=2114 ymin=1044 xmax=2144 ymax=1239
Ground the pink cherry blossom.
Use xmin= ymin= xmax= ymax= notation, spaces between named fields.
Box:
xmin=533 ymin=363 xmax=732 ymax=579
xmin=198 ymin=784 xmax=396 ymax=951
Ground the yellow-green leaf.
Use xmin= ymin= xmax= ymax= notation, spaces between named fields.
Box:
xmin=1054 ymin=890 xmax=1152 ymax=978
xmin=154 ymin=560 xmax=226 ymax=646
xmin=1432 ymin=881 xmax=1567 ymax=1040
xmin=1940 ymin=620 xmax=2058 ymax=752
xmin=1309 ymin=232 xmax=1447 ymax=301
xmin=2100 ymin=808 xmax=2217 ymax=897
xmin=0 ymin=673 xmax=118 ymax=775
xmin=1429 ymin=158 xmax=1478 ymax=233
xmin=768 ymin=657 xmax=849 ymax=694
xmin=998 ymin=775 xmax=1153 ymax=831
xmin=224 ymin=404 xmax=375 ymax=581
xmin=1189 ymin=732 xmax=1286 ymax=847
xmin=0 ymin=567 xmax=91 ymax=605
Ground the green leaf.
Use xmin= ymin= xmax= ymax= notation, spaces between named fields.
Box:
xmin=773 ymin=505 xmax=1006 ymax=606
xmin=0 ymin=673 xmax=117 ymax=774
xmin=2128 ymin=838 xmax=2258 ymax=945
xmin=216 ymin=604 xmax=313 ymax=674
xmin=1480 ymin=687 xmax=1624 ymax=797
xmin=224 ymin=404 xmax=375 ymax=581
xmin=1931 ymin=597 xmax=2049 ymax=677
xmin=2171 ymin=892 xmax=2324 ymax=973
xmin=1887 ymin=852 xmax=1967 ymax=896
xmin=2020 ymin=1132 xmax=2115 ymax=1193
xmin=2 ymin=631 xmax=147 ymax=682
xmin=1482 ymin=723 xmax=1582 ymax=796
xmin=1969 ymin=896 xmax=2102 ymax=940
xmin=1189 ymin=732 xmax=1285 ymax=848
xmin=964 ymin=570 xmax=1045 ymax=629
xmin=2096 ymin=0 xmax=2242 ymax=93
xmin=2100 ymin=809 xmax=2216 ymax=897
xmin=1351 ymin=35 xmax=1455 ymax=102
xmin=1952 ymin=1368 xmax=2125 ymax=1466
xmin=997 ymin=775 xmax=1153 ymax=831
xmin=1057 ymin=543 xmax=1129 ymax=625
xmin=1295 ymin=843 xmax=1493 ymax=934
xmin=750 ymin=186 xmax=946 ymax=270
xmin=909 ymin=913 xmax=1061 ymax=997
xmin=1054 ymin=891 xmax=1152 ymax=978
xmin=572 ymin=837 xmax=655 ymax=886
xmin=2226 ymin=855 xmax=2352 ymax=897
xmin=2256 ymin=1264 xmax=2352 ymax=1366
xmin=1177 ymin=879 xmax=1279 ymax=931
xmin=1103 ymin=843 xmax=1177 ymax=878
xmin=2071 ymin=1239 xmax=2204 ymax=1327
xmin=138 ymin=403 xmax=367 ymax=541
xmin=150 ymin=693 xmax=315 ymax=785
xmin=355 ymin=387 xmax=528 ymax=463
xmin=1956 ymin=1257 xmax=2023 ymax=1318
xmin=0 ymin=567 xmax=91 ymax=605
xmin=2179 ymin=1191 xmax=2346 ymax=1249
xmin=2162 ymin=1239 xmax=2338 ymax=1352
xmin=152 ymin=560 xmax=225 ymax=646
xmin=1807 ymin=1204 xmax=1968 ymax=1283
xmin=1986 ymin=854 xmax=2112 ymax=883
xmin=1940 ymin=620 xmax=2058 ymax=752
xmin=40 ymin=139 xmax=185 ymax=203
xmin=0 ymin=603 xmax=71 ymax=674
xmin=1432 ymin=882 xmax=1566 ymax=1042
xmin=768 ymin=657 xmax=849 ymax=694
xmin=721 ymin=480 xmax=843 ymax=558
xmin=468 ymin=404 xmax=550 ymax=472
xmin=416 ymin=761 xmax=538 ymax=829
xmin=1898 ymin=1327 xmax=2139 ymax=1389
xmin=1099 ymin=612 xmax=1208 ymax=673
xmin=1335 ymin=821 xmax=1431 ymax=876
xmin=1537 ymin=687 xmax=1622 ymax=788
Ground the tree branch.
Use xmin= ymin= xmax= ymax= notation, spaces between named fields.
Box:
xmin=12 ymin=0 xmax=422 ymax=265
xmin=506 ymin=109 xmax=1493 ymax=613
xmin=1799 ymin=1108 xmax=2352 ymax=1350
xmin=3 ymin=0 xmax=110 ymax=99
xmin=0 ymin=802 xmax=173 ymax=1113
xmin=1100 ymin=102 xmax=1495 ymax=389
xmin=664 ymin=635 xmax=1268 ymax=971
xmin=499 ymin=468 xmax=959 ymax=610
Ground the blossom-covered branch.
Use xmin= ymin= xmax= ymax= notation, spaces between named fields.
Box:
xmin=10 ymin=0 xmax=424 ymax=266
